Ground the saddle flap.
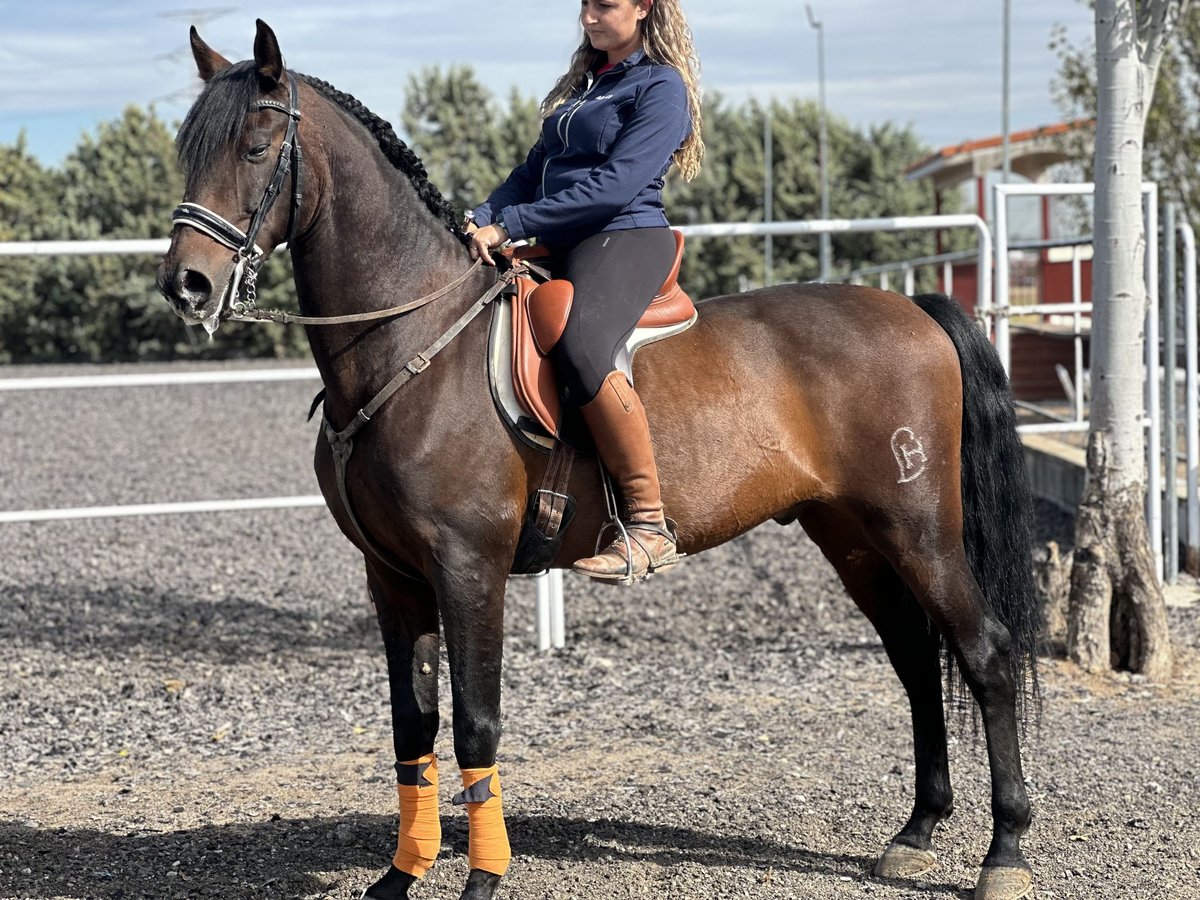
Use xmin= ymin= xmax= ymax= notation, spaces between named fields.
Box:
xmin=527 ymin=280 xmax=574 ymax=355
xmin=510 ymin=275 xmax=563 ymax=440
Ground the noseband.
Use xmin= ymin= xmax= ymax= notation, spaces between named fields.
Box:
xmin=170 ymin=71 xmax=304 ymax=318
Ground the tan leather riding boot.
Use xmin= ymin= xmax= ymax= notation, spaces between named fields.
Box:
xmin=572 ymin=371 xmax=680 ymax=583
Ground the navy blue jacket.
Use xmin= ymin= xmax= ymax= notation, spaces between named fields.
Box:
xmin=471 ymin=49 xmax=691 ymax=249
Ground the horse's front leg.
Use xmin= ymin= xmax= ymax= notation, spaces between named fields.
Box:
xmin=436 ymin=552 xmax=511 ymax=900
xmin=361 ymin=563 xmax=443 ymax=900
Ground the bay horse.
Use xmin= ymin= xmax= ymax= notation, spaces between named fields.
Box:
xmin=157 ymin=20 xmax=1040 ymax=900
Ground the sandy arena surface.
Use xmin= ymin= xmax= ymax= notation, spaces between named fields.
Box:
xmin=2 ymin=364 xmax=1199 ymax=900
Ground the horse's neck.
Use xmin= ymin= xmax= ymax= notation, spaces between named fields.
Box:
xmin=290 ymin=135 xmax=488 ymax=427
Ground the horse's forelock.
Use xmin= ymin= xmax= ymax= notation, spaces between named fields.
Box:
xmin=176 ymin=60 xmax=262 ymax=187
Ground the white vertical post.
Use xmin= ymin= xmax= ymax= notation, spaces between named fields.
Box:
xmin=1146 ymin=186 xmax=1163 ymax=582
xmin=550 ymin=569 xmax=565 ymax=649
xmin=942 ymin=260 xmax=954 ymax=297
xmin=1164 ymin=203 xmax=1179 ymax=582
xmin=976 ymin=220 xmax=994 ymax=336
xmin=903 ymin=265 xmax=915 ymax=296
xmin=880 ymin=271 xmax=889 ymax=292
xmin=536 ymin=573 xmax=552 ymax=651
xmin=994 ymin=185 xmax=1011 ymax=371
xmin=1180 ymin=221 xmax=1199 ymax=573
xmin=1072 ymin=245 xmax=1085 ymax=421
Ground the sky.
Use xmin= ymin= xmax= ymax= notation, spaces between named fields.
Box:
xmin=0 ymin=1 xmax=1096 ymax=168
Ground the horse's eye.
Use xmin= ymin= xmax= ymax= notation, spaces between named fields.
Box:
xmin=246 ymin=143 xmax=270 ymax=161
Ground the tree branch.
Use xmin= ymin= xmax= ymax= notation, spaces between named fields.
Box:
xmin=1142 ymin=0 xmax=1193 ymax=78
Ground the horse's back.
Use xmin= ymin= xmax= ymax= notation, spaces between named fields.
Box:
xmin=634 ymin=282 xmax=965 ymax=550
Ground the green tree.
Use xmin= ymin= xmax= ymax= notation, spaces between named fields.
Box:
xmin=1053 ymin=5 xmax=1200 ymax=219
xmin=0 ymin=134 xmax=65 ymax=362
xmin=402 ymin=66 xmax=540 ymax=215
xmin=666 ymin=96 xmax=950 ymax=299
xmin=1063 ymin=0 xmax=1187 ymax=680
xmin=0 ymin=69 xmax=954 ymax=364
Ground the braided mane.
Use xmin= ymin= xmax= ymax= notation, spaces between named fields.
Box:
xmin=176 ymin=61 xmax=469 ymax=247
xmin=300 ymin=73 xmax=470 ymax=247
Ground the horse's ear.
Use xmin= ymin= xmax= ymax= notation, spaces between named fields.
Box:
xmin=190 ymin=26 xmax=232 ymax=82
xmin=253 ymin=19 xmax=284 ymax=90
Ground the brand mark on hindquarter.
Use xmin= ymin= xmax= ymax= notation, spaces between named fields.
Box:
xmin=891 ymin=427 xmax=928 ymax=484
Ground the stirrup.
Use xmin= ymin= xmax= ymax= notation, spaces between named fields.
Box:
xmin=585 ymin=467 xmax=684 ymax=585
xmin=585 ymin=516 xmax=684 ymax=586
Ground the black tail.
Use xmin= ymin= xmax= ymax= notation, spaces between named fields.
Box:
xmin=912 ymin=293 xmax=1040 ymax=720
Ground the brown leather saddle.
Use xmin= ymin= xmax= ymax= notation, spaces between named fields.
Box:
xmin=490 ymin=230 xmax=698 ymax=448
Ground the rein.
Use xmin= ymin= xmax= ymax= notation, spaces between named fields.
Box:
xmin=229 ymin=259 xmax=485 ymax=325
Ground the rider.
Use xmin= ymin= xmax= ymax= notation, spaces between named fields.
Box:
xmin=467 ymin=0 xmax=703 ymax=583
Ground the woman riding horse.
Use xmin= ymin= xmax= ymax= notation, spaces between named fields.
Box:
xmin=159 ymin=17 xmax=1040 ymax=900
xmin=468 ymin=0 xmax=702 ymax=584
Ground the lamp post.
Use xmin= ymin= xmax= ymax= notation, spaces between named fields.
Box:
xmin=805 ymin=4 xmax=831 ymax=281
xmin=1001 ymin=0 xmax=1011 ymax=181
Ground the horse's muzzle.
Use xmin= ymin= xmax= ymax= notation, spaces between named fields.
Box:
xmin=157 ymin=259 xmax=218 ymax=324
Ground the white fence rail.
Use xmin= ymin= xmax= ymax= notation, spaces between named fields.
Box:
xmin=0 ymin=367 xmax=320 ymax=391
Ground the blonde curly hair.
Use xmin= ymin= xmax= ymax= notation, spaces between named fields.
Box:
xmin=540 ymin=0 xmax=704 ymax=181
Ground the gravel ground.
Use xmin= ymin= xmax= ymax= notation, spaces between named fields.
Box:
xmin=2 ymin=362 xmax=1199 ymax=900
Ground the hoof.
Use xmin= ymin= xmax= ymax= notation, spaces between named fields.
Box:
xmin=873 ymin=843 xmax=937 ymax=878
xmin=458 ymin=868 xmax=502 ymax=900
xmin=975 ymin=865 xmax=1033 ymax=900
xmin=361 ymin=866 xmax=417 ymax=900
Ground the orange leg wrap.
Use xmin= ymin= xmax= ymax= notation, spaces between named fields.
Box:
xmin=392 ymin=754 xmax=441 ymax=878
xmin=458 ymin=765 xmax=511 ymax=876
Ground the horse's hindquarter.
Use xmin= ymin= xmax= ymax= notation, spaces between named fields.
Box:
xmin=633 ymin=283 xmax=964 ymax=552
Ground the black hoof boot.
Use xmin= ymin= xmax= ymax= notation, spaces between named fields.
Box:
xmin=361 ymin=866 xmax=418 ymax=900
xmin=459 ymin=868 xmax=502 ymax=900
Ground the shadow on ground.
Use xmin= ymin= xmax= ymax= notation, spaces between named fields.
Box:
xmin=0 ymin=813 xmax=968 ymax=899
xmin=0 ymin=582 xmax=376 ymax=661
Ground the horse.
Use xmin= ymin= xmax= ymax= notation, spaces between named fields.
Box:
xmin=157 ymin=20 xmax=1040 ymax=900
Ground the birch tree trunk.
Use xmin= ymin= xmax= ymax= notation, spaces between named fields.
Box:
xmin=1067 ymin=0 xmax=1188 ymax=680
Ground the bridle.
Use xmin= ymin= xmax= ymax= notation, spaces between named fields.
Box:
xmin=171 ymin=70 xmax=304 ymax=321
xmin=168 ymin=69 xmax=498 ymax=329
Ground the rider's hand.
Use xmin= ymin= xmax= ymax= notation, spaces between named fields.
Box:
xmin=468 ymin=224 xmax=510 ymax=267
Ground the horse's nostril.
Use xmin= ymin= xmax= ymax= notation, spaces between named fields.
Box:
xmin=182 ymin=269 xmax=213 ymax=299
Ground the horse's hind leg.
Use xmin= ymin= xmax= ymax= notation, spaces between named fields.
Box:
xmin=801 ymin=509 xmax=952 ymax=878
xmin=876 ymin=518 xmax=1033 ymax=900
xmin=361 ymin=564 xmax=443 ymax=900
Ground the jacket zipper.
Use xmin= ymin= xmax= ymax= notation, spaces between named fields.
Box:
xmin=542 ymin=66 xmax=621 ymax=198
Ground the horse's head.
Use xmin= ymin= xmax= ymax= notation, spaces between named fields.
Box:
xmin=158 ymin=20 xmax=306 ymax=332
